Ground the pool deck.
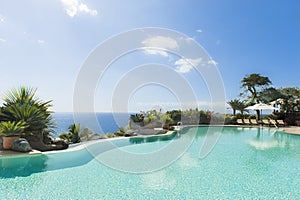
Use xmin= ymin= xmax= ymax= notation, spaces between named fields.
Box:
xmin=0 ymin=149 xmax=42 ymax=157
xmin=278 ymin=126 xmax=300 ymax=135
xmin=0 ymin=125 xmax=299 ymax=157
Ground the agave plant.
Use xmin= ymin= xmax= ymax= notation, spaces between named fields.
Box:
xmin=0 ymin=87 xmax=55 ymax=135
xmin=0 ymin=121 xmax=28 ymax=137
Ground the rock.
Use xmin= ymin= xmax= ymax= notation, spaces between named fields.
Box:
xmin=12 ymin=138 xmax=32 ymax=152
xmin=24 ymin=133 xmax=69 ymax=152
xmin=162 ymin=123 xmax=169 ymax=130
xmin=52 ymin=139 xmax=69 ymax=150
xmin=138 ymin=129 xmax=165 ymax=135
xmin=168 ymin=126 xmax=175 ymax=131
xmin=124 ymin=130 xmax=138 ymax=137
xmin=43 ymin=135 xmax=53 ymax=145
xmin=156 ymin=130 xmax=166 ymax=134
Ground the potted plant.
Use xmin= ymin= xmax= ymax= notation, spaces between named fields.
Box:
xmin=0 ymin=121 xmax=27 ymax=150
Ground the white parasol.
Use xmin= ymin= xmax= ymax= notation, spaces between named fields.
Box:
xmin=245 ymin=103 xmax=279 ymax=120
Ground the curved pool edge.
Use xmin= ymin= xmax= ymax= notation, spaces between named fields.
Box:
xmin=1 ymin=125 xmax=298 ymax=158
xmin=1 ymin=126 xmax=299 ymax=179
xmin=0 ymin=130 xmax=177 ymax=159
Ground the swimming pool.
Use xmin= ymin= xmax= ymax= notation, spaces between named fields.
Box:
xmin=1 ymin=126 xmax=299 ymax=199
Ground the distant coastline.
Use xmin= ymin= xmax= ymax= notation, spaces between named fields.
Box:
xmin=52 ymin=112 xmax=130 ymax=136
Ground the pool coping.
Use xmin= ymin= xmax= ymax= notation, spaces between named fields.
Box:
xmin=1 ymin=125 xmax=299 ymax=157
xmin=0 ymin=128 xmax=178 ymax=157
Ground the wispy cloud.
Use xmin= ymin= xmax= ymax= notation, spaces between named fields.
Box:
xmin=207 ymin=59 xmax=218 ymax=65
xmin=175 ymin=58 xmax=202 ymax=74
xmin=179 ymin=36 xmax=195 ymax=43
xmin=142 ymin=36 xmax=178 ymax=57
xmin=0 ymin=38 xmax=6 ymax=42
xmin=37 ymin=39 xmax=45 ymax=44
xmin=61 ymin=0 xmax=98 ymax=17
xmin=196 ymin=29 xmax=202 ymax=33
xmin=0 ymin=14 xmax=4 ymax=23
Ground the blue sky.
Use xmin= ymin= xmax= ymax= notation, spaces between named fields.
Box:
xmin=0 ymin=0 xmax=299 ymax=113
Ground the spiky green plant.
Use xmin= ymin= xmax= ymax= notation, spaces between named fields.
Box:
xmin=0 ymin=121 xmax=28 ymax=137
xmin=0 ymin=87 xmax=55 ymax=135
xmin=58 ymin=123 xmax=80 ymax=143
xmin=68 ymin=123 xmax=81 ymax=143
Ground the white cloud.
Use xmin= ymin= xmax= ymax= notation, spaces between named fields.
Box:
xmin=196 ymin=29 xmax=202 ymax=33
xmin=61 ymin=0 xmax=98 ymax=17
xmin=142 ymin=48 xmax=169 ymax=57
xmin=0 ymin=14 xmax=4 ymax=23
xmin=175 ymin=58 xmax=202 ymax=74
xmin=78 ymin=4 xmax=98 ymax=16
xmin=179 ymin=36 xmax=195 ymax=43
xmin=37 ymin=39 xmax=45 ymax=44
xmin=0 ymin=38 xmax=6 ymax=42
xmin=207 ymin=59 xmax=218 ymax=65
xmin=142 ymin=36 xmax=178 ymax=57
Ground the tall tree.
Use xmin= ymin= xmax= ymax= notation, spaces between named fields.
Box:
xmin=241 ymin=73 xmax=272 ymax=104
xmin=280 ymin=87 xmax=300 ymax=113
xmin=259 ymin=87 xmax=283 ymax=103
xmin=241 ymin=73 xmax=272 ymax=120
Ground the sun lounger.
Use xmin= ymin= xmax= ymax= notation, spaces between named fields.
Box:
xmin=269 ymin=119 xmax=278 ymax=127
xmin=237 ymin=119 xmax=244 ymax=125
xmin=243 ymin=119 xmax=251 ymax=125
xmin=276 ymin=120 xmax=286 ymax=127
xmin=262 ymin=119 xmax=270 ymax=126
xmin=250 ymin=119 xmax=258 ymax=125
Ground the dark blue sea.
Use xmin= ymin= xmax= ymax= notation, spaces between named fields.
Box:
xmin=51 ymin=113 xmax=131 ymax=137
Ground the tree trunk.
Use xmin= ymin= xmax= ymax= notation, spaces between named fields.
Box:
xmin=256 ymin=110 xmax=260 ymax=121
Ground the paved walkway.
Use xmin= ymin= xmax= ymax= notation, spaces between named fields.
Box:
xmin=0 ymin=149 xmax=42 ymax=157
xmin=279 ymin=126 xmax=300 ymax=135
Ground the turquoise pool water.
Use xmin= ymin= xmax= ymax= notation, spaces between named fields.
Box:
xmin=1 ymin=126 xmax=299 ymax=199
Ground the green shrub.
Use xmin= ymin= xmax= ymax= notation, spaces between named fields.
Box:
xmin=107 ymin=133 xmax=115 ymax=138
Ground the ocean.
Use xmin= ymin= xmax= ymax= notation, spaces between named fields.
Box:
xmin=51 ymin=113 xmax=131 ymax=137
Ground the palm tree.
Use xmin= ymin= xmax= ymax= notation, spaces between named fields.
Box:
xmin=228 ymin=99 xmax=240 ymax=116
xmin=228 ymin=99 xmax=248 ymax=116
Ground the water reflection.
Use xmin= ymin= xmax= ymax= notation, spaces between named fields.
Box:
xmin=1 ymin=126 xmax=298 ymax=179
xmin=0 ymin=154 xmax=48 ymax=178
xmin=248 ymin=128 xmax=297 ymax=150
xmin=0 ymin=148 xmax=95 ymax=179
xmin=129 ymin=131 xmax=178 ymax=144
